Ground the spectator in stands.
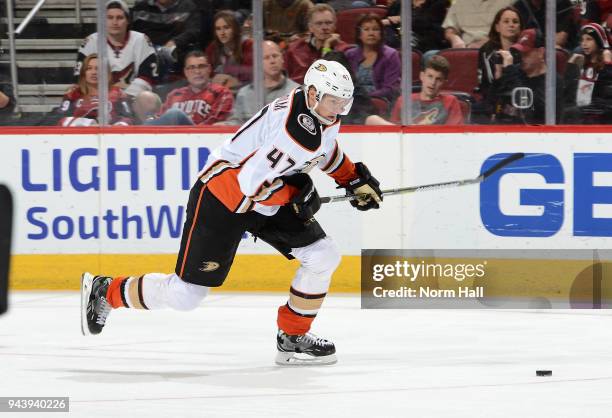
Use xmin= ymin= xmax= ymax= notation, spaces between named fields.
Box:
xmin=56 ymin=54 xmax=133 ymax=126
xmin=133 ymin=90 xmax=194 ymax=125
xmin=327 ymin=0 xmax=374 ymax=12
xmin=382 ymin=0 xmax=450 ymax=52
xmin=345 ymin=14 xmax=401 ymax=103
xmin=368 ymin=55 xmax=465 ymax=125
xmin=205 ymin=10 xmax=254 ymax=92
xmin=478 ymin=7 xmax=524 ymax=99
xmin=512 ymin=0 xmax=577 ymax=49
xmin=285 ymin=4 xmax=351 ymax=84
xmin=226 ymin=40 xmax=298 ymax=125
xmin=199 ymin=0 xmax=251 ymax=49
xmin=562 ymin=23 xmax=612 ymax=124
xmin=241 ymin=13 xmax=253 ymax=40
xmin=264 ymin=0 xmax=313 ymax=45
xmin=486 ymin=28 xmax=563 ymax=124
xmin=443 ymin=0 xmax=514 ymax=48
xmin=323 ymin=51 xmax=378 ymax=125
xmin=0 ymin=81 xmax=15 ymax=120
xmin=132 ymin=90 xmax=162 ymax=123
xmin=578 ymin=0 xmax=601 ymax=27
xmin=131 ymin=0 xmax=200 ymax=76
xmin=159 ymin=50 xmax=234 ymax=124
xmin=75 ymin=0 xmax=159 ymax=97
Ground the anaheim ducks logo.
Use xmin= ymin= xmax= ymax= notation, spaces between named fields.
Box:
xmin=298 ymin=113 xmax=317 ymax=135
xmin=199 ymin=261 xmax=220 ymax=272
xmin=314 ymin=63 xmax=327 ymax=72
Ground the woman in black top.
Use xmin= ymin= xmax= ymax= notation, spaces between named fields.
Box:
xmin=478 ymin=6 xmax=524 ymax=100
xmin=382 ymin=0 xmax=449 ymax=53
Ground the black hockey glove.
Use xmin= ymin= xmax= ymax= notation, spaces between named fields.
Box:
xmin=345 ymin=162 xmax=383 ymax=211
xmin=284 ymin=173 xmax=321 ymax=221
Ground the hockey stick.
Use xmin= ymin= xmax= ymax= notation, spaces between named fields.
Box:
xmin=320 ymin=152 xmax=525 ymax=204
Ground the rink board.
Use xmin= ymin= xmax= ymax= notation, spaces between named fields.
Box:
xmin=1 ymin=126 xmax=612 ymax=290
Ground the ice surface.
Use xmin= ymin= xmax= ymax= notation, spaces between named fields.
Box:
xmin=2 ymin=292 xmax=612 ymax=417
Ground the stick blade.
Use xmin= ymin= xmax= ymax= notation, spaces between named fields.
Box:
xmin=481 ymin=152 xmax=525 ymax=180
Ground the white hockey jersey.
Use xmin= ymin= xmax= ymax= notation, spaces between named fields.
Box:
xmin=198 ymin=87 xmax=358 ymax=216
xmin=75 ymin=31 xmax=159 ymax=96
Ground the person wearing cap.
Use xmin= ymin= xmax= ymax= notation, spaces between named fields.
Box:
xmin=562 ymin=23 xmax=612 ymax=124
xmin=512 ymin=0 xmax=577 ymax=49
xmin=485 ymin=28 xmax=563 ymax=124
xmin=74 ymin=0 xmax=159 ymax=97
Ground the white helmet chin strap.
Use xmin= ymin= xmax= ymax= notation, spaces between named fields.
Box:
xmin=311 ymin=104 xmax=337 ymax=125
xmin=305 ymin=89 xmax=337 ymax=126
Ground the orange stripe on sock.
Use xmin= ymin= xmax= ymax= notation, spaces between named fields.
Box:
xmin=277 ymin=304 xmax=315 ymax=335
xmin=106 ymin=277 xmax=128 ymax=309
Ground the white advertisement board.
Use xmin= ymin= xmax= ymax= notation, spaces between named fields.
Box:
xmin=2 ymin=130 xmax=612 ymax=258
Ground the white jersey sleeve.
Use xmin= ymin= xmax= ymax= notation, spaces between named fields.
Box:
xmin=74 ymin=34 xmax=98 ymax=78
xmin=74 ymin=31 xmax=159 ymax=95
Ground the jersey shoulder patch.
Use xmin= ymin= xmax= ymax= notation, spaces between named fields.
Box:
xmin=285 ymin=89 xmax=322 ymax=152
xmin=272 ymin=94 xmax=290 ymax=111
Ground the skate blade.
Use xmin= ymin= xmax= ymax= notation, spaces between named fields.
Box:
xmin=275 ymin=351 xmax=337 ymax=366
xmin=80 ymin=272 xmax=94 ymax=336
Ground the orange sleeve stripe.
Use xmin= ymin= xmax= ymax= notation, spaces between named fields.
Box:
xmin=328 ymin=154 xmax=357 ymax=186
xmin=257 ymin=184 xmax=300 ymax=206
xmin=207 ymin=168 xmax=246 ymax=212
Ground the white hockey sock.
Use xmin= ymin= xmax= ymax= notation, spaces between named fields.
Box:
xmin=136 ymin=273 xmax=209 ymax=311
xmin=287 ymin=237 xmax=341 ymax=316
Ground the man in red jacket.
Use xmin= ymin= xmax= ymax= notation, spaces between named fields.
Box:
xmin=284 ymin=4 xmax=351 ymax=84
xmin=159 ymin=50 xmax=234 ymax=125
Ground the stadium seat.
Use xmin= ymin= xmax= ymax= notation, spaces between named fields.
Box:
xmin=436 ymin=48 xmax=480 ymax=98
xmin=457 ymin=99 xmax=471 ymax=124
xmin=412 ymin=50 xmax=422 ymax=82
xmin=440 ymin=90 xmax=472 ymax=124
xmin=453 ymin=93 xmax=472 ymax=124
xmin=395 ymin=50 xmax=422 ymax=82
xmin=599 ymin=0 xmax=612 ymax=19
xmin=336 ymin=7 xmax=388 ymax=44
xmin=370 ymin=96 xmax=390 ymax=116
xmin=556 ymin=48 xmax=570 ymax=76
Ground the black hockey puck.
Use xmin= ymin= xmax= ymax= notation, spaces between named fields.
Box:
xmin=536 ymin=370 xmax=552 ymax=376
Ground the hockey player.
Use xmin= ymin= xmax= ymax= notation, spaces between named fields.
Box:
xmin=75 ymin=0 xmax=159 ymax=97
xmin=81 ymin=59 xmax=383 ymax=365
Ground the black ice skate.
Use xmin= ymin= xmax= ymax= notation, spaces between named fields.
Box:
xmin=275 ymin=329 xmax=337 ymax=365
xmin=80 ymin=272 xmax=112 ymax=336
